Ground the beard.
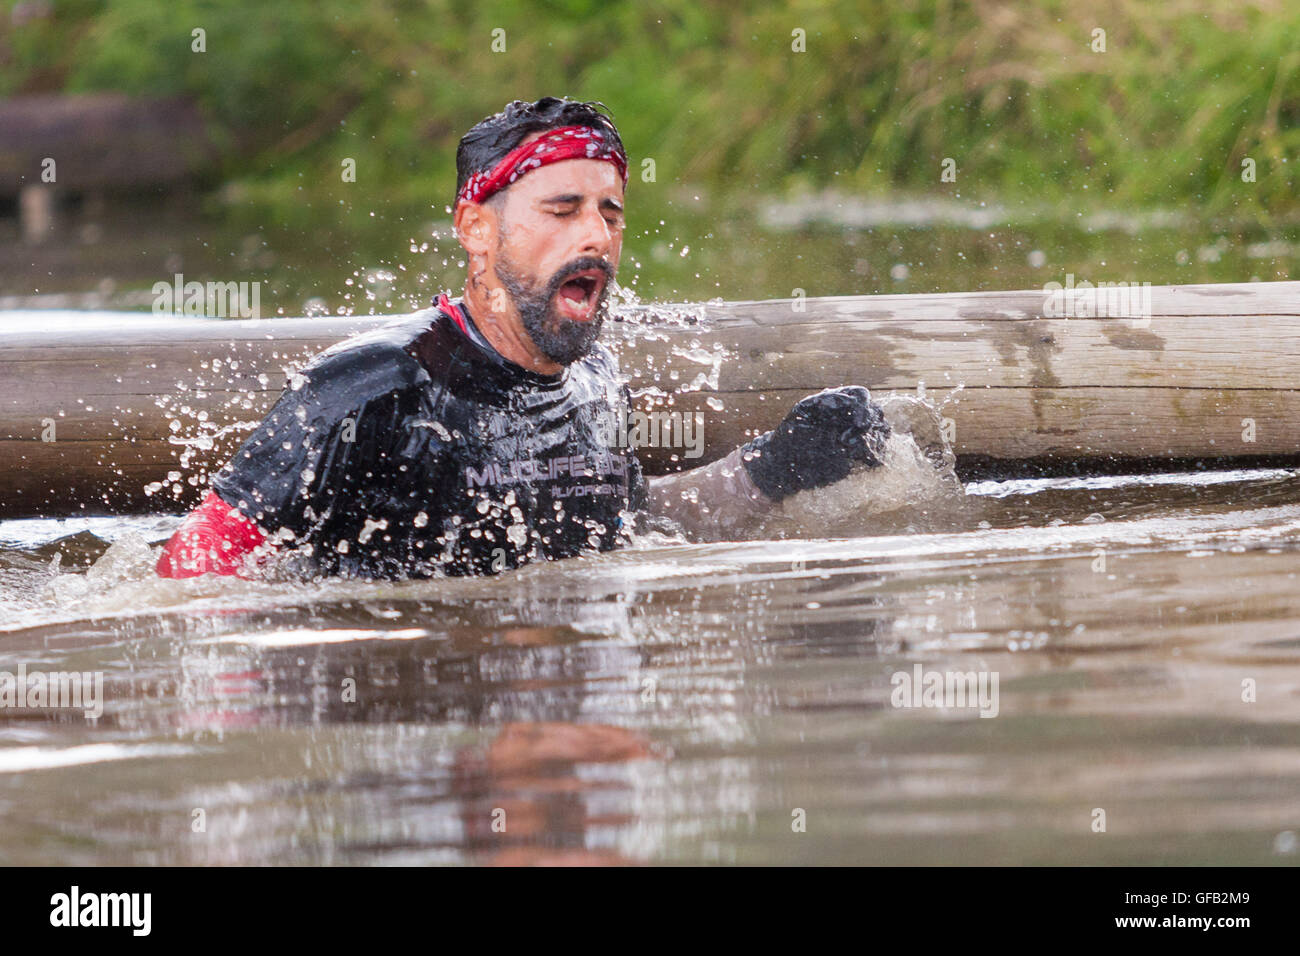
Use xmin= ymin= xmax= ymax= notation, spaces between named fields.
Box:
xmin=494 ymin=251 xmax=614 ymax=366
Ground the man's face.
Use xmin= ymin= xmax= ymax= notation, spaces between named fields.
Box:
xmin=484 ymin=141 xmax=625 ymax=366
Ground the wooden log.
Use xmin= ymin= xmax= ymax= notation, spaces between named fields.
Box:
xmin=1 ymin=280 xmax=1298 ymax=518
xmin=0 ymin=94 xmax=214 ymax=197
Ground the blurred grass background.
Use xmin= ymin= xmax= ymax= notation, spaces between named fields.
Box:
xmin=0 ymin=0 xmax=1297 ymax=309
xmin=6 ymin=0 xmax=1297 ymax=217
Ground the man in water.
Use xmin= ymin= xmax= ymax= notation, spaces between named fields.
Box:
xmin=157 ymin=97 xmax=891 ymax=579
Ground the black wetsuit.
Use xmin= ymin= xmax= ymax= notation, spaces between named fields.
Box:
xmin=211 ymin=300 xmax=646 ymax=578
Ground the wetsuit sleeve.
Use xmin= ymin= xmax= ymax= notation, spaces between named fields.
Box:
xmin=210 ymin=343 xmax=426 ymax=541
xmin=643 ymin=447 xmax=774 ymax=540
xmin=621 ymin=383 xmax=650 ymax=516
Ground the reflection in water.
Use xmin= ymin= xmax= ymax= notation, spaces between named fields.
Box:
xmin=2 ymin=470 xmax=1300 ymax=864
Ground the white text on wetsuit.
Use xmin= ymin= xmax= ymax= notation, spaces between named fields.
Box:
xmin=464 ymin=451 xmax=628 ymax=489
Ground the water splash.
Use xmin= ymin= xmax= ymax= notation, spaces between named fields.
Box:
xmin=762 ymin=397 xmax=967 ymax=539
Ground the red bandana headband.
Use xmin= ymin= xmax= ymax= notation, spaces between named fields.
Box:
xmin=456 ymin=125 xmax=628 ymax=208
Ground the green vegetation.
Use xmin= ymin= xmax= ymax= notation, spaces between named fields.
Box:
xmin=1 ymin=1 xmax=1296 ymax=311
xmin=3 ymin=0 xmax=1297 ymax=226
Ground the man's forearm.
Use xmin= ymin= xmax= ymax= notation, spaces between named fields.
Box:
xmin=643 ymin=446 xmax=775 ymax=539
xmin=641 ymin=386 xmax=896 ymax=539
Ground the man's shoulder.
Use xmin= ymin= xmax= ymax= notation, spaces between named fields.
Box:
xmin=301 ymin=311 xmax=450 ymax=400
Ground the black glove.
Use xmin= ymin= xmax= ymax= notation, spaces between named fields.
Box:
xmin=741 ymin=386 xmax=890 ymax=501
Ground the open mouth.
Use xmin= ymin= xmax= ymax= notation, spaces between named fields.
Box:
xmin=555 ymin=269 xmax=606 ymax=320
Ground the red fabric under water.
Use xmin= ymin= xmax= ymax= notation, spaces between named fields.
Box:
xmin=155 ymin=490 xmax=267 ymax=579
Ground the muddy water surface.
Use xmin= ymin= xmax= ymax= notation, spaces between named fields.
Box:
xmin=2 ymin=465 xmax=1298 ymax=865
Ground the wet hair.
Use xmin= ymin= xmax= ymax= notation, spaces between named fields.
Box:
xmin=455 ymin=97 xmax=625 ymax=207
